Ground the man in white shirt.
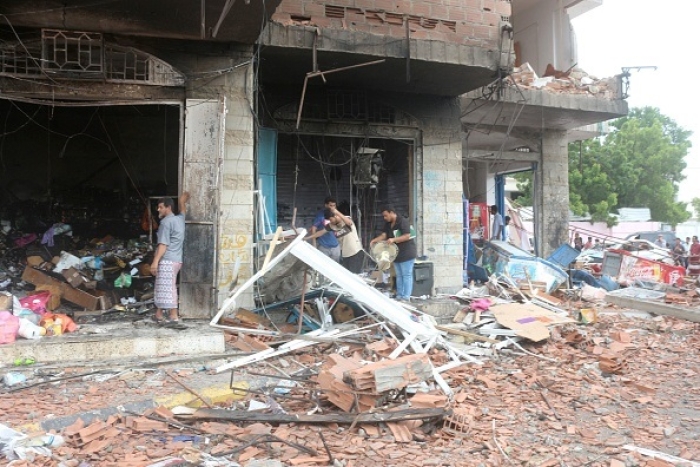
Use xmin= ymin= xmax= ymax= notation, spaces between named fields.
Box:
xmin=654 ymin=234 xmax=667 ymax=249
xmin=490 ymin=205 xmax=503 ymax=241
xmin=305 ymin=207 xmax=364 ymax=273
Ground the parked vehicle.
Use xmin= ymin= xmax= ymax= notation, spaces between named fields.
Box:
xmin=625 ymin=231 xmax=676 ymax=248
xmin=612 ymin=238 xmax=674 ymax=265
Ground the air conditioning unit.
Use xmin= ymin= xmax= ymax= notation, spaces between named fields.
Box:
xmin=353 ymin=148 xmax=383 ymax=187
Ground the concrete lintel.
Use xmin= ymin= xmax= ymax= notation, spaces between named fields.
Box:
xmin=0 ymin=77 xmax=185 ymax=104
xmin=606 ymin=295 xmax=700 ymax=323
xmin=273 ymin=120 xmax=420 ymax=140
xmin=465 ymin=149 xmax=541 ymax=162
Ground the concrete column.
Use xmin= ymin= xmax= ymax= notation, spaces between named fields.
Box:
xmin=534 ymin=130 xmax=569 ymax=257
xmin=184 ymin=52 xmax=256 ymax=309
xmin=420 ymin=103 xmax=464 ymax=294
xmin=463 ymin=159 xmax=488 ymax=203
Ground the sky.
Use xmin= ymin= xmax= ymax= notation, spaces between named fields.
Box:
xmin=571 ymin=0 xmax=700 ymax=205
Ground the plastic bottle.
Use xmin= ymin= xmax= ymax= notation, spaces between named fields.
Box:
xmin=17 ymin=318 xmax=46 ymax=339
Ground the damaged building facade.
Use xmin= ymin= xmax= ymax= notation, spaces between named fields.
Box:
xmin=0 ymin=0 xmax=626 ymax=316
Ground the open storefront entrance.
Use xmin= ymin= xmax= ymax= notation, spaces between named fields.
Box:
xmin=269 ymin=132 xmax=417 ymax=255
xmin=0 ymin=97 xmax=221 ymax=322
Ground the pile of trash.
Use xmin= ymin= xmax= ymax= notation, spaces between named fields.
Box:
xmin=0 ymin=220 xmax=156 ymax=345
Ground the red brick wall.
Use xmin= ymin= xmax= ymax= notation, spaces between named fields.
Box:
xmin=271 ymin=0 xmax=510 ymax=48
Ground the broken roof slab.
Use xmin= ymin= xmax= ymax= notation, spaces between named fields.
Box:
xmin=461 ymin=86 xmax=628 ymax=153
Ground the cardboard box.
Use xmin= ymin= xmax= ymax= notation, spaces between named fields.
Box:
xmin=22 ymin=267 xmax=101 ymax=310
xmin=62 ymin=267 xmax=90 ymax=288
xmin=0 ymin=292 xmax=12 ymax=312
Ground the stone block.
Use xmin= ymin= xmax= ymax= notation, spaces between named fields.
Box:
xmin=224 ymin=129 xmax=254 ymax=147
xmin=219 ymin=202 xmax=254 ymax=220
xmin=224 ymin=144 xmax=254 ymax=162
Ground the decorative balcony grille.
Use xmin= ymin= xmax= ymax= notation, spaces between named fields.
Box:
xmin=0 ymin=29 xmax=184 ymax=86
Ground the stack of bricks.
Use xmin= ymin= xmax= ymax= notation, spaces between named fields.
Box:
xmin=344 ymin=353 xmax=433 ymax=392
xmin=271 ymin=0 xmax=511 ymax=48
xmin=64 ymin=416 xmax=122 ymax=454
xmin=364 ymin=337 xmax=401 ymax=358
xmin=316 ymin=354 xmax=376 ymax=412
xmin=509 ymin=62 xmax=620 ymax=99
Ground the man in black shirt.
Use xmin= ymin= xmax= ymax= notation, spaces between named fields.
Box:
xmin=370 ymin=206 xmax=417 ymax=301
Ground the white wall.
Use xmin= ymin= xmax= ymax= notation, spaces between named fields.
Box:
xmin=512 ymin=0 xmax=602 ymax=75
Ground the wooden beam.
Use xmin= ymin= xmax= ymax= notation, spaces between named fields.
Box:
xmin=185 ymin=407 xmax=450 ymax=424
xmin=436 ymin=325 xmax=499 ymax=344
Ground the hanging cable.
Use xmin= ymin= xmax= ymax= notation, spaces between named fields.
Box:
xmin=96 ymin=111 xmax=148 ymax=205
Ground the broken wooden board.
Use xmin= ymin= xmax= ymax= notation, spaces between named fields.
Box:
xmin=435 ymin=325 xmax=499 ymax=344
xmin=490 ymin=303 xmax=574 ymax=342
xmin=22 ymin=266 xmax=101 ymax=310
xmin=184 ymin=407 xmax=450 ymax=424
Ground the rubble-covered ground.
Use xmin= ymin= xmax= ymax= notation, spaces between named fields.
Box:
xmin=1 ymin=305 xmax=698 ymax=467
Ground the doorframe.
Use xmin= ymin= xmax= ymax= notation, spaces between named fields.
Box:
xmin=273 ymin=125 xmax=422 ymax=253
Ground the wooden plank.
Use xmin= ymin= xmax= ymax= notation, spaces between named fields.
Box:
xmin=436 ymin=325 xmax=499 ymax=344
xmin=187 ymin=407 xmax=449 ymax=424
xmin=22 ymin=267 xmax=100 ymax=310
xmin=261 ymin=226 xmax=283 ymax=271
xmin=606 ymin=295 xmax=700 ymax=323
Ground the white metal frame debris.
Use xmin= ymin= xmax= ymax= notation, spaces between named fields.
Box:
xmin=210 ymin=230 xmax=483 ymax=396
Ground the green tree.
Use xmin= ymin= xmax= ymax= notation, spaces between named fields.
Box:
xmin=598 ymin=107 xmax=691 ymax=225
xmin=515 ymin=107 xmax=692 ymax=226
xmin=691 ymin=197 xmax=700 ymax=219
xmin=568 ymin=139 xmax=618 ymax=225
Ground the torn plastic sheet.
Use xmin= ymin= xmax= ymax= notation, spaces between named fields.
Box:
xmin=0 ymin=423 xmax=62 ymax=461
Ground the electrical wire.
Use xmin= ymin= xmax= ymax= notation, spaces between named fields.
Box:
xmin=96 ymin=110 xmax=148 ymax=205
xmin=8 ymin=100 xmax=112 ymax=149
xmin=0 ymin=102 xmax=41 ymax=137
xmin=296 ymin=134 xmax=354 ymax=167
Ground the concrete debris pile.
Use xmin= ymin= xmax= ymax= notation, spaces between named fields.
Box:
xmin=2 ymin=232 xmax=700 ymax=465
xmin=509 ymin=62 xmax=619 ymax=99
xmin=606 ymin=286 xmax=700 ymax=323
xmin=209 ymin=231 xmax=580 ymax=409
xmin=0 ymin=305 xmax=696 ymax=466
